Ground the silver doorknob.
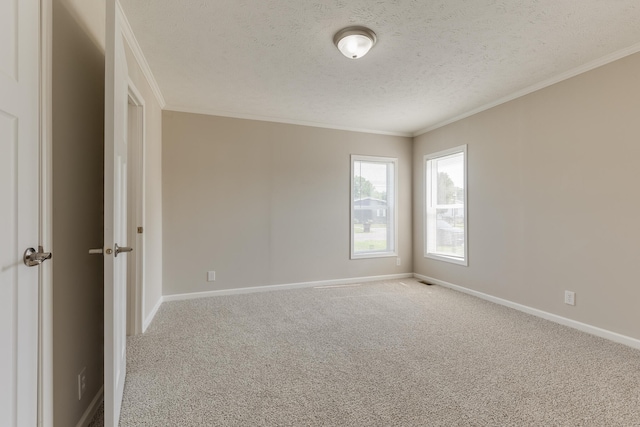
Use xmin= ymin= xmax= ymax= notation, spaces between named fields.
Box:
xmin=88 ymin=245 xmax=133 ymax=256
xmin=23 ymin=246 xmax=52 ymax=267
xmin=114 ymin=244 xmax=133 ymax=257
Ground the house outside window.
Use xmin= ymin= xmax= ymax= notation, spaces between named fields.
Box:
xmin=424 ymin=145 xmax=467 ymax=266
xmin=351 ymin=155 xmax=398 ymax=259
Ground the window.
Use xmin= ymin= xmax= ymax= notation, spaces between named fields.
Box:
xmin=425 ymin=145 xmax=467 ymax=265
xmin=351 ymin=155 xmax=398 ymax=258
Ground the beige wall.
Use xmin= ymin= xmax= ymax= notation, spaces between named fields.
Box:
xmin=413 ymin=52 xmax=640 ymax=340
xmin=162 ymin=112 xmax=412 ymax=295
xmin=52 ymin=1 xmax=105 ymax=425
xmin=59 ymin=0 xmax=105 ymax=50
xmin=123 ymin=44 xmax=163 ymax=326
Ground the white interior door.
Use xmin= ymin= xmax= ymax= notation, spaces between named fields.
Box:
xmin=0 ymin=0 xmax=41 ymax=425
xmin=105 ymin=1 xmax=130 ymax=425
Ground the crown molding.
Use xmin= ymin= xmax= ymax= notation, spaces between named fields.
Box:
xmin=164 ymin=105 xmax=414 ymax=138
xmin=413 ymin=41 xmax=640 ymax=137
xmin=117 ymin=1 xmax=166 ymax=108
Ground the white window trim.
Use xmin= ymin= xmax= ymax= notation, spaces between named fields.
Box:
xmin=424 ymin=145 xmax=468 ymax=266
xmin=350 ymin=155 xmax=399 ymax=259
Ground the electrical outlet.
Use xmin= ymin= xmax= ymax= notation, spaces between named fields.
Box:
xmin=77 ymin=367 xmax=86 ymax=400
xmin=396 ymin=257 xmax=401 ymax=266
xmin=564 ymin=290 xmax=575 ymax=306
xmin=207 ymin=271 xmax=216 ymax=282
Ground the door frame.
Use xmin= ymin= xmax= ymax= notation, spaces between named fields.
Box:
xmin=39 ymin=0 xmax=54 ymax=425
xmin=127 ymin=80 xmax=145 ymax=336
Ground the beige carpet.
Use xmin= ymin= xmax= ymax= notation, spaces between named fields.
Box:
xmin=92 ymin=279 xmax=640 ymax=426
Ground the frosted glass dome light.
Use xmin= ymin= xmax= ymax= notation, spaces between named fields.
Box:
xmin=334 ymin=27 xmax=377 ymax=59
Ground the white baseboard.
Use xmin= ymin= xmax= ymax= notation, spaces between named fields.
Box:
xmin=154 ymin=271 xmax=640 ymax=351
xmin=75 ymin=386 xmax=103 ymax=427
xmin=143 ymin=296 xmax=163 ymax=332
xmin=414 ymin=273 xmax=640 ymax=350
xmin=162 ymin=273 xmax=414 ymax=302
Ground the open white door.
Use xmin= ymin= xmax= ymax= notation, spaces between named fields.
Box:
xmin=0 ymin=0 xmax=44 ymax=425
xmin=104 ymin=0 xmax=130 ymax=425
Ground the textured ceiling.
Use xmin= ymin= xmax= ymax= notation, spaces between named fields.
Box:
xmin=119 ymin=0 xmax=640 ymax=136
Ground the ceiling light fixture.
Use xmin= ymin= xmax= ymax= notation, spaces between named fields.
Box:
xmin=333 ymin=26 xmax=377 ymax=59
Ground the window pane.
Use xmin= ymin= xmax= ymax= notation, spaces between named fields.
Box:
xmin=353 ymin=208 xmax=389 ymax=252
xmin=435 ymin=208 xmax=464 ymax=257
xmin=436 ymin=154 xmax=464 ymax=205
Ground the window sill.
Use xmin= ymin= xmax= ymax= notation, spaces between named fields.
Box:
xmin=351 ymin=251 xmax=397 ymax=260
xmin=424 ymin=253 xmax=468 ymax=266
